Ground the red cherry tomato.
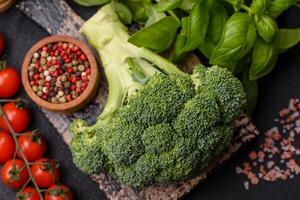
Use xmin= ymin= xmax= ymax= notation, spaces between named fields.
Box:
xmin=0 ymin=66 xmax=21 ymax=98
xmin=0 ymin=102 xmax=30 ymax=133
xmin=44 ymin=185 xmax=73 ymax=200
xmin=0 ymin=131 xmax=16 ymax=164
xmin=0 ymin=33 xmax=4 ymax=56
xmin=17 ymin=131 xmax=47 ymax=162
xmin=16 ymin=187 xmax=41 ymax=200
xmin=31 ymin=158 xmax=60 ymax=188
xmin=1 ymin=159 xmax=29 ymax=189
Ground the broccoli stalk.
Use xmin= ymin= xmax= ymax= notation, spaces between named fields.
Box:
xmin=76 ymin=4 xmax=184 ymax=132
xmin=70 ymin=3 xmax=247 ymax=187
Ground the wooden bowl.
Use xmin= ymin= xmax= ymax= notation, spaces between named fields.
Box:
xmin=22 ymin=35 xmax=99 ymax=113
xmin=0 ymin=0 xmax=15 ymax=13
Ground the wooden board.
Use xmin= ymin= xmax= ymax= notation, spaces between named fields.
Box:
xmin=17 ymin=0 xmax=259 ymax=199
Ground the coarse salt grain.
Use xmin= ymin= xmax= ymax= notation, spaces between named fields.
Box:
xmin=244 ymin=181 xmax=249 ymax=190
xmin=236 ymin=98 xmax=300 ymax=190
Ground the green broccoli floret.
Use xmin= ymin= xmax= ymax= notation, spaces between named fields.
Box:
xmin=197 ymin=124 xmax=234 ymax=165
xmin=115 ymin=154 xmax=159 ymax=187
xmin=70 ymin=119 xmax=106 ymax=174
xmin=70 ymin=4 xmax=247 ymax=188
xmin=173 ymin=91 xmax=221 ymax=137
xmin=103 ymin=122 xmax=145 ymax=166
xmin=118 ymin=73 xmax=194 ymax=128
xmin=157 ymin=137 xmax=199 ymax=183
xmin=201 ymin=65 xmax=247 ymax=123
xmin=142 ymin=123 xmax=174 ymax=154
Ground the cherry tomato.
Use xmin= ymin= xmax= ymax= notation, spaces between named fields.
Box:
xmin=16 ymin=187 xmax=41 ymax=200
xmin=0 ymin=66 xmax=21 ymax=98
xmin=0 ymin=33 xmax=4 ymax=56
xmin=1 ymin=159 xmax=29 ymax=189
xmin=44 ymin=185 xmax=73 ymax=200
xmin=0 ymin=102 xmax=30 ymax=133
xmin=0 ymin=131 xmax=16 ymax=164
xmin=17 ymin=131 xmax=47 ymax=162
xmin=31 ymin=158 xmax=60 ymax=188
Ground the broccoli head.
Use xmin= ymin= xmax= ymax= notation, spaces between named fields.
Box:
xmin=70 ymin=4 xmax=247 ymax=188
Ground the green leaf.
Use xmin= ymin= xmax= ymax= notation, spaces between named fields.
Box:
xmin=73 ymin=0 xmax=110 ymax=6
xmin=125 ymin=0 xmax=148 ymax=22
xmin=114 ymin=2 xmax=133 ymax=25
xmin=178 ymin=0 xmax=194 ymax=11
xmin=198 ymin=2 xmax=228 ymax=58
xmin=226 ymin=0 xmax=244 ymax=11
xmin=182 ymin=1 xmax=210 ymax=51
xmin=128 ymin=16 xmax=179 ymax=52
xmin=172 ymin=18 xmax=188 ymax=60
xmin=155 ymin=0 xmax=182 ymax=12
xmin=277 ymin=28 xmax=300 ymax=53
xmin=209 ymin=13 xmax=257 ymax=66
xmin=207 ymin=2 xmax=229 ymax=44
xmin=249 ymin=37 xmax=278 ymax=80
xmin=172 ymin=0 xmax=210 ymax=62
xmin=126 ymin=57 xmax=149 ymax=84
xmin=243 ymin=68 xmax=258 ymax=113
xmin=250 ymin=0 xmax=271 ymax=13
xmin=198 ymin=38 xmax=216 ymax=58
xmin=254 ymin=14 xmax=277 ymax=42
xmin=145 ymin=5 xmax=166 ymax=27
xmin=268 ymin=0 xmax=296 ymax=17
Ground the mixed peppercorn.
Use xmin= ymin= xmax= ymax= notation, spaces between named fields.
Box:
xmin=28 ymin=42 xmax=91 ymax=104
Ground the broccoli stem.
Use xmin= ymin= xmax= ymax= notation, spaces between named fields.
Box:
xmin=81 ymin=3 xmax=184 ymax=123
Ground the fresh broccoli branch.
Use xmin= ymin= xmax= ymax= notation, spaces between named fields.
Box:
xmin=70 ymin=4 xmax=247 ymax=187
xmin=81 ymin=4 xmax=183 ymax=125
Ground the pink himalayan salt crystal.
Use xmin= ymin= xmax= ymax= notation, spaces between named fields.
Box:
xmin=235 ymin=98 xmax=300 ymax=190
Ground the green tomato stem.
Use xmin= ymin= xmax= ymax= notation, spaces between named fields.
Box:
xmin=0 ymin=104 xmax=44 ymax=200
xmin=16 ymin=178 xmax=31 ymax=197
xmin=0 ymin=99 xmax=25 ymax=103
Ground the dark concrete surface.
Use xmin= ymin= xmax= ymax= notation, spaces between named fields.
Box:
xmin=0 ymin=1 xmax=300 ymax=200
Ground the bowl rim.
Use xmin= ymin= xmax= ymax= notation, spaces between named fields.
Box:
xmin=22 ymin=35 xmax=99 ymax=112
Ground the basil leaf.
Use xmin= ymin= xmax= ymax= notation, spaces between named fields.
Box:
xmin=250 ymin=0 xmax=271 ymax=13
xmin=128 ymin=16 xmax=179 ymax=52
xmin=207 ymin=2 xmax=229 ymax=44
xmin=125 ymin=0 xmax=148 ymax=22
xmin=155 ymin=0 xmax=182 ymax=12
xmin=114 ymin=3 xmax=133 ymax=25
xmin=172 ymin=17 xmax=189 ymax=60
xmin=178 ymin=0 xmax=194 ymax=11
xmin=243 ymin=68 xmax=258 ymax=114
xmin=210 ymin=13 xmax=257 ymax=66
xmin=198 ymin=38 xmax=215 ymax=58
xmin=277 ymin=28 xmax=300 ymax=53
xmin=145 ymin=5 xmax=166 ymax=27
xmin=172 ymin=1 xmax=210 ymax=62
xmin=226 ymin=0 xmax=244 ymax=11
xmin=198 ymin=2 xmax=228 ymax=58
xmin=268 ymin=0 xmax=296 ymax=17
xmin=249 ymin=37 xmax=277 ymax=80
xmin=255 ymin=14 xmax=277 ymax=42
xmin=182 ymin=1 xmax=210 ymax=51
xmin=73 ymin=0 xmax=110 ymax=6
